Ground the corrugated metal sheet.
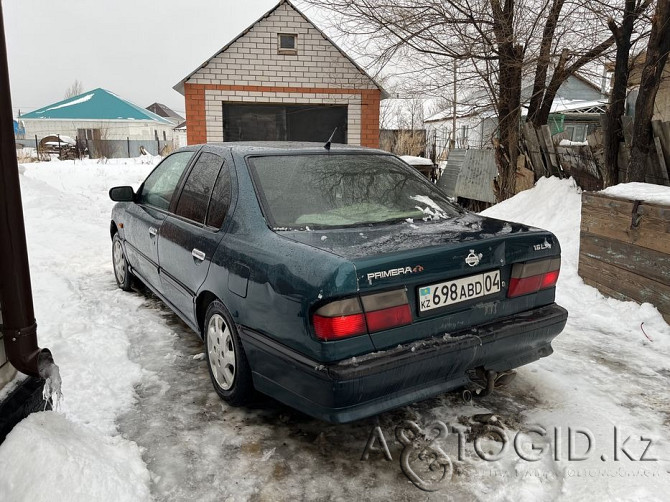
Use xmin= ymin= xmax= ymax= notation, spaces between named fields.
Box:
xmin=437 ymin=149 xmax=466 ymax=197
xmin=437 ymin=149 xmax=497 ymax=203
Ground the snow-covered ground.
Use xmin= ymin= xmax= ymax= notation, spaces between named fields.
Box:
xmin=0 ymin=161 xmax=669 ymax=501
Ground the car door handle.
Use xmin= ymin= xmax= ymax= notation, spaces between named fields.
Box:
xmin=149 ymin=227 xmax=158 ymax=238
xmin=192 ymin=248 xmax=206 ymax=262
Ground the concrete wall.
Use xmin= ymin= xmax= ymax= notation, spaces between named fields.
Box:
xmin=183 ymin=1 xmax=381 ymax=147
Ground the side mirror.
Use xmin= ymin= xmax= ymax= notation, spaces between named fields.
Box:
xmin=109 ymin=186 xmax=135 ymax=202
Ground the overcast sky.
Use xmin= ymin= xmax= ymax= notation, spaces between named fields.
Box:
xmin=3 ymin=0 xmax=317 ymax=118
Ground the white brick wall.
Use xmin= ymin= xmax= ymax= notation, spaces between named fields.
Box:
xmin=186 ymin=2 xmax=377 ymax=91
xmin=205 ymin=89 xmax=362 ymax=144
xmin=22 ymin=119 xmax=177 ymax=142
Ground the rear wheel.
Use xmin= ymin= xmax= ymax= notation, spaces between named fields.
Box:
xmin=112 ymin=233 xmax=132 ymax=291
xmin=204 ymin=300 xmax=253 ymax=405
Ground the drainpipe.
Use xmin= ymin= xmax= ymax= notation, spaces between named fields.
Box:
xmin=0 ymin=1 xmax=55 ymax=378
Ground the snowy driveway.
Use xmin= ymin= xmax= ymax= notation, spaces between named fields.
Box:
xmin=1 ymin=160 xmax=669 ymax=502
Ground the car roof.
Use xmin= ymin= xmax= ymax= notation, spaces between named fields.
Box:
xmin=195 ymin=142 xmax=391 ymax=156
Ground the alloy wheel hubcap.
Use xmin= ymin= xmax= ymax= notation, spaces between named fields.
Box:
xmin=207 ymin=313 xmax=235 ymax=390
xmin=113 ymin=240 xmax=125 ymax=284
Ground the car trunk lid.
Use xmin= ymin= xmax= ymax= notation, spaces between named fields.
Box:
xmin=279 ymin=213 xmax=561 ymax=351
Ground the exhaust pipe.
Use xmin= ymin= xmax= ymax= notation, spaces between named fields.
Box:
xmin=0 ymin=1 xmax=55 ymax=381
xmin=467 ymin=368 xmax=517 ymax=398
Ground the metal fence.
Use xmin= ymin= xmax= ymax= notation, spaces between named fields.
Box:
xmin=85 ymin=139 xmax=176 ymax=159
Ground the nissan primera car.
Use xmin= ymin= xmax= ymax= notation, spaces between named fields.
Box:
xmin=109 ymin=143 xmax=567 ymax=423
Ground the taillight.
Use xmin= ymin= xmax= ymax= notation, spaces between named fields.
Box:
xmin=508 ymin=257 xmax=561 ymax=298
xmin=313 ymin=297 xmax=367 ymax=340
xmin=361 ymin=290 xmax=412 ymax=333
xmin=313 ymin=313 xmax=367 ymax=340
xmin=313 ymin=289 xmax=412 ymax=340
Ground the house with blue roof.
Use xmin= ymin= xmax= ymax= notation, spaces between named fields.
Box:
xmin=20 ymin=88 xmax=178 ymax=156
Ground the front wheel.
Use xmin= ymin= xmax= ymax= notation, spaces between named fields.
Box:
xmin=204 ymin=300 xmax=254 ymax=406
xmin=112 ymin=233 xmax=132 ymax=291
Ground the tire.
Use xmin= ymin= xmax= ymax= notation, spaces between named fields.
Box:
xmin=112 ymin=233 xmax=132 ymax=291
xmin=203 ymin=300 xmax=254 ymax=406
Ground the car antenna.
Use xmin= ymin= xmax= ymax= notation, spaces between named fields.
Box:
xmin=324 ymin=127 xmax=337 ymax=151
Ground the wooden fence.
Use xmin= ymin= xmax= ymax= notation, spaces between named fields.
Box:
xmin=578 ymin=191 xmax=670 ymax=323
xmin=520 ymin=117 xmax=670 ymax=191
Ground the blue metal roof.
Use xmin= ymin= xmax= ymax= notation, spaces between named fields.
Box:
xmin=21 ymin=88 xmax=172 ymax=124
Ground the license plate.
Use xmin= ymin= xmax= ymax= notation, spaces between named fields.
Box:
xmin=418 ymin=270 xmax=501 ymax=312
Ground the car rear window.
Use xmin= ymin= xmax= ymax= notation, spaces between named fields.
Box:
xmin=248 ymin=154 xmax=461 ymax=229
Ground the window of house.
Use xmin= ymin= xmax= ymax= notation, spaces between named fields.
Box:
xmin=566 ymin=124 xmax=587 ymax=142
xmin=278 ymin=34 xmax=297 ymax=54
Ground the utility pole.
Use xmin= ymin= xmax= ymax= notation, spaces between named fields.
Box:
xmin=451 ymin=59 xmax=457 ymax=150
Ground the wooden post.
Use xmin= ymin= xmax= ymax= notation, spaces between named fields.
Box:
xmin=522 ymin=123 xmax=546 ymax=178
xmin=652 ymin=120 xmax=670 ymax=181
xmin=652 ymin=136 xmax=669 ymax=185
xmin=540 ymin=125 xmax=561 ymax=176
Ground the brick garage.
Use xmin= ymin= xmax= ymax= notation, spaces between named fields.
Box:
xmin=174 ymin=0 xmax=385 ymax=147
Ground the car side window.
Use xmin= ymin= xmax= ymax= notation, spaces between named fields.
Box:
xmin=139 ymin=151 xmax=194 ymax=210
xmin=206 ymin=164 xmax=232 ymax=229
xmin=174 ymin=152 xmax=223 ymax=224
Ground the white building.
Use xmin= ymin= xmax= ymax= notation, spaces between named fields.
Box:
xmin=21 ymin=88 xmax=177 ymax=145
xmin=425 ymin=74 xmax=606 ymax=160
xmin=174 ymin=0 xmax=386 ymax=147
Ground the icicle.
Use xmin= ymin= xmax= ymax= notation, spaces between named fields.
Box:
xmin=42 ymin=363 xmax=62 ymax=412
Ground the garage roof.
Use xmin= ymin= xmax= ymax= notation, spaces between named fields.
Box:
xmin=173 ymin=0 xmax=387 ymax=98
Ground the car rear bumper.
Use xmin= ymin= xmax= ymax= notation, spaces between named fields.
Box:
xmin=240 ymin=303 xmax=568 ymax=423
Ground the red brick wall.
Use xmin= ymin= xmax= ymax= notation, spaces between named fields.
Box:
xmin=185 ymin=84 xmax=206 ymax=145
xmin=183 ymin=84 xmax=381 ymax=148
xmin=361 ymin=89 xmax=381 ymax=148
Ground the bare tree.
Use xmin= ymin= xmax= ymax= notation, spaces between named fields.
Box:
xmin=600 ymin=0 xmax=653 ymax=186
xmin=628 ymin=0 xmax=670 ymax=182
xmin=302 ymin=0 xmax=624 ymax=200
xmin=380 ymin=97 xmax=427 ymax=156
xmin=64 ymin=80 xmax=84 ymax=99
